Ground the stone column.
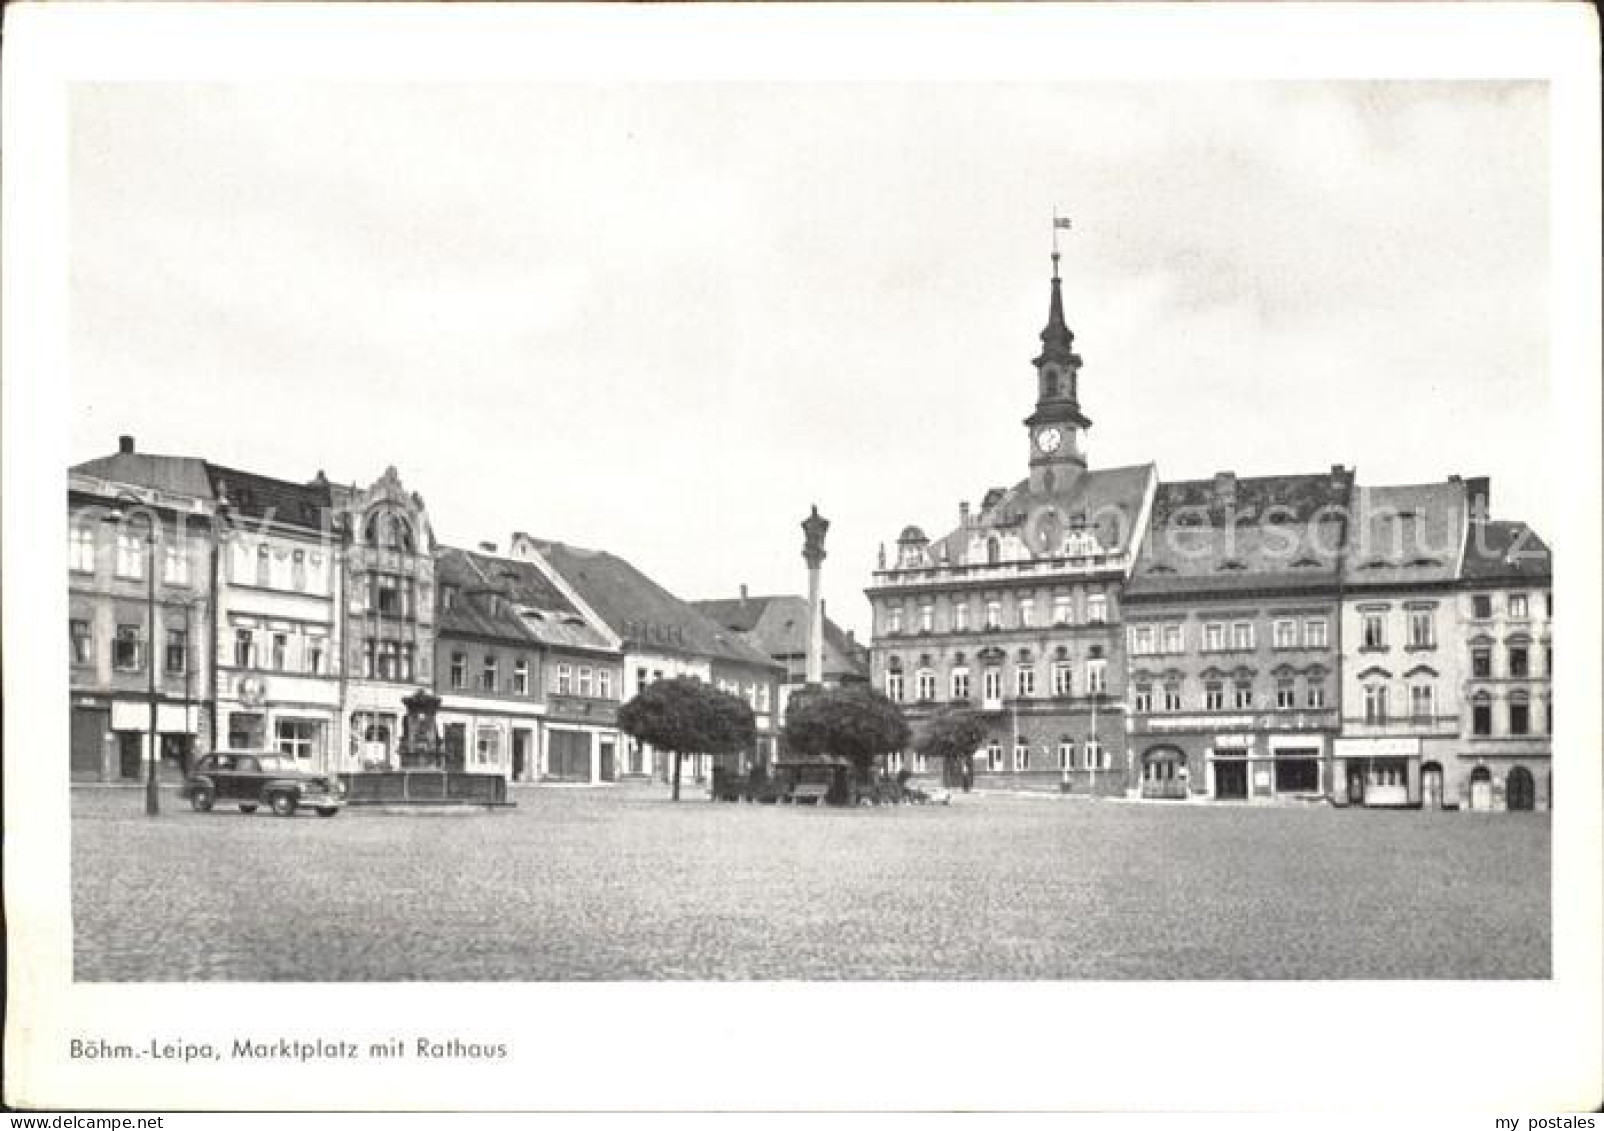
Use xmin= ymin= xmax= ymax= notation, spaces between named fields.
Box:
xmin=800 ymin=506 xmax=830 ymax=687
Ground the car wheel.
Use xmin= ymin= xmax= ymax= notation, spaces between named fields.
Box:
xmin=239 ymin=803 xmax=257 ymax=814
xmin=270 ymin=792 xmax=297 ymax=817
xmin=190 ymin=786 xmax=215 ymax=812
xmin=316 ymin=807 xmax=339 ymax=819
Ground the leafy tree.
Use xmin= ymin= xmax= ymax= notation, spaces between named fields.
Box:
xmin=617 ymin=675 xmax=756 ymax=801
xmin=783 ymin=684 xmax=911 ymax=784
xmin=915 ymin=708 xmax=988 ymax=791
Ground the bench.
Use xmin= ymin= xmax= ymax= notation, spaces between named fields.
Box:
xmin=788 ymin=781 xmax=831 ymax=805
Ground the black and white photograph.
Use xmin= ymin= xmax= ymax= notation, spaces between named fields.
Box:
xmin=5 ymin=2 xmax=1601 ymax=1115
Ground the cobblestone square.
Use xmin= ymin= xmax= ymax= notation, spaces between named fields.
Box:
xmin=72 ymin=784 xmax=1550 ymax=981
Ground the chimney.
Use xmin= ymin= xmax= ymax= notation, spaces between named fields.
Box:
xmin=479 ymin=540 xmax=497 ymax=554
xmin=1464 ymin=476 xmax=1491 ymax=525
xmin=959 ymin=501 xmax=970 ymax=526
xmin=1212 ymin=471 xmax=1236 ymax=506
xmin=118 ymin=435 xmax=135 ymax=455
xmin=739 ymin=583 xmax=748 ymax=607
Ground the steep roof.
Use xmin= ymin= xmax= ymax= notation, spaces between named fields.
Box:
xmin=204 ymin=463 xmax=332 ymax=531
xmin=1128 ymin=470 xmax=1353 ymax=598
xmin=71 ymin=450 xmax=215 ymax=500
xmin=1343 ymin=481 xmax=1467 ymax=587
xmin=435 ymin=546 xmax=614 ymax=652
xmin=692 ymin=593 xmax=868 ymax=680
xmin=1460 ymin=520 xmax=1552 ymax=583
xmin=519 ymin=539 xmax=782 ymax=671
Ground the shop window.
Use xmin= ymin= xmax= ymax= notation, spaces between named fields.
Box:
xmin=229 ymin=711 xmax=266 ymax=750
xmin=475 ymin=727 xmax=501 ymax=766
xmin=275 ymin=718 xmax=319 ymax=760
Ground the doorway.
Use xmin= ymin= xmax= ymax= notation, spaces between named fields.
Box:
xmin=117 ymin=731 xmax=144 ymax=779
xmin=598 ymin=739 xmax=616 ymax=782
xmin=1469 ymin=766 xmax=1493 ymax=811
xmin=1421 ymin=762 xmax=1444 ymax=810
xmin=1214 ymin=757 xmax=1248 ymax=800
xmin=1506 ymin=766 xmax=1535 ymax=811
xmin=512 ymin=729 xmax=531 ymax=782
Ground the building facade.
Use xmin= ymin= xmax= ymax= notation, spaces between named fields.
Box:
xmin=1123 ymin=470 xmax=1352 ymax=802
xmin=1454 ymin=516 xmax=1553 ymax=810
xmin=68 ymin=441 xmax=217 ymax=781
xmin=866 ymin=256 xmax=1157 ymax=791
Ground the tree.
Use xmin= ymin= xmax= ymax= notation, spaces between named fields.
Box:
xmin=617 ymin=676 xmax=756 ymax=801
xmin=783 ymin=684 xmax=911 ymax=785
xmin=915 ymin=708 xmax=988 ymax=792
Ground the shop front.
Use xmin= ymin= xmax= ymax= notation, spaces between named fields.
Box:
xmin=1333 ymin=736 xmax=1421 ymax=808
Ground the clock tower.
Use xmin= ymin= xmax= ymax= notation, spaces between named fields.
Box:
xmin=1025 ymin=250 xmax=1092 ymax=494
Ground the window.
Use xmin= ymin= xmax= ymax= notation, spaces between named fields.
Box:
xmin=1410 ymin=684 xmax=1435 ymax=722
xmin=556 ymin=663 xmax=573 ymax=695
xmin=985 ymin=601 xmax=1001 ymax=629
xmin=1163 ymin=624 xmax=1183 ymax=654
xmin=982 ymin=667 xmax=1003 ymax=703
xmin=1304 ymin=619 xmax=1328 ymax=649
xmin=1133 ymin=626 xmax=1155 ymax=655
xmin=578 ymin=666 xmax=594 ymax=697
xmin=305 ymin=638 xmax=325 ymax=675
xmin=1019 ymin=600 xmax=1035 ymax=628
xmin=481 ymin=655 xmax=499 ymax=693
xmin=1086 ymin=594 xmax=1107 ymax=624
xmin=275 ymin=718 xmax=318 ymax=760
xmin=1053 ymin=596 xmax=1073 ymax=625
xmin=916 ymin=669 xmax=936 ymax=701
xmin=475 ymin=726 xmax=501 ymax=766
xmin=228 ymin=712 xmax=265 ymax=750
xmin=1133 ymin=683 xmax=1153 ymax=712
xmin=116 ymin=532 xmax=144 ymax=579
xmin=1233 ymin=680 xmax=1253 ymax=709
xmin=914 ymin=753 xmax=928 ymax=774
xmin=754 ymin=680 xmax=765 ymax=711
xmin=1544 ymin=699 xmax=1552 ymax=734
xmin=1087 ymin=659 xmax=1107 ymax=695
xmin=450 ymin=653 xmax=467 ymax=690
xmin=1508 ymin=593 xmax=1529 ymax=619
xmin=1013 ymin=742 xmax=1029 ymax=771
xmin=271 ymin=633 xmax=287 ymax=672
xmin=71 ymin=619 xmax=93 ymax=664
xmin=637 ymin=667 xmax=650 ymax=696
xmin=888 ymin=608 xmax=903 ymax=634
xmin=920 ymin=605 xmax=934 ymax=633
xmin=1364 ymin=684 xmax=1389 ymax=725
xmin=1204 ymin=623 xmax=1224 ymax=652
xmin=1408 ymin=609 xmax=1435 ymax=648
xmin=1086 ymin=739 xmax=1108 ymax=770
xmin=951 ymin=668 xmax=970 ymax=700
xmin=361 ymin=640 xmax=375 ymax=678
xmin=1231 ymin=622 xmax=1254 ymax=651
xmin=229 ymin=627 xmax=254 ymax=668
xmin=1057 ymin=740 xmax=1073 ymax=770
xmin=291 ymin=550 xmax=307 ymax=591
xmin=166 ymin=629 xmax=187 ymax=675
xmin=1273 ymin=620 xmax=1297 ymax=649
xmin=1306 ymin=682 xmax=1326 ymax=709
xmin=885 ymin=671 xmax=904 ymax=703
xmin=1472 ymin=647 xmax=1492 ymax=678
xmin=255 ymin=545 xmax=271 ymax=587
xmin=1509 ymin=645 xmax=1529 ymax=678
xmin=113 ymin=624 xmax=142 ymax=671
xmin=70 ymin=527 xmax=96 ymax=572
xmin=161 ymin=542 xmax=190 ymax=585
xmin=1362 ymin=612 xmax=1386 ymax=649
xmin=376 ymin=641 xmax=400 ymax=681
xmin=987 ymin=741 xmax=1003 ymax=771
xmin=1509 ymin=694 xmax=1530 ymax=736
xmin=1544 ymin=592 xmax=1553 ymax=618
xmin=1015 ymin=666 xmax=1035 ymax=698
xmin=1163 ymin=682 xmax=1182 ymax=712
xmin=1052 ymin=663 xmax=1072 ymax=698
xmin=1205 ymin=681 xmax=1224 ymax=711
xmin=1545 ymin=645 xmax=1552 ymax=676
xmin=1275 ymin=678 xmax=1294 ymax=709
xmin=376 ymin=575 xmax=401 ymax=616
xmin=953 ymin=603 xmax=969 ymax=632
xmin=1472 ymin=693 xmax=1492 ymax=735
xmin=986 ymin=538 xmax=1000 ymax=565
xmin=1471 ymin=594 xmax=1493 ymax=619
xmin=514 ymin=659 xmax=530 ymax=696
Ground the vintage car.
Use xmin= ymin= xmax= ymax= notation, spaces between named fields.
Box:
xmin=180 ymin=753 xmax=344 ymax=818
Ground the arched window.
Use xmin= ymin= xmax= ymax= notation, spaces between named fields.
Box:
xmin=364 ymin=510 xmax=415 ymax=552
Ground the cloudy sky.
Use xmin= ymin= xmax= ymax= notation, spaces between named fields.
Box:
xmin=69 ymin=81 xmax=1549 ymax=636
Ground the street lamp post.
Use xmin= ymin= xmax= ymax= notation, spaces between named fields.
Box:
xmin=107 ymin=493 xmax=161 ymax=817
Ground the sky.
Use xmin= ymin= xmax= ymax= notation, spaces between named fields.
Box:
xmin=68 ymin=81 xmax=1551 ymax=638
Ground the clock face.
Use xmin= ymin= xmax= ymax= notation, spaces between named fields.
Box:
xmin=1037 ymin=427 xmax=1063 ymax=454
